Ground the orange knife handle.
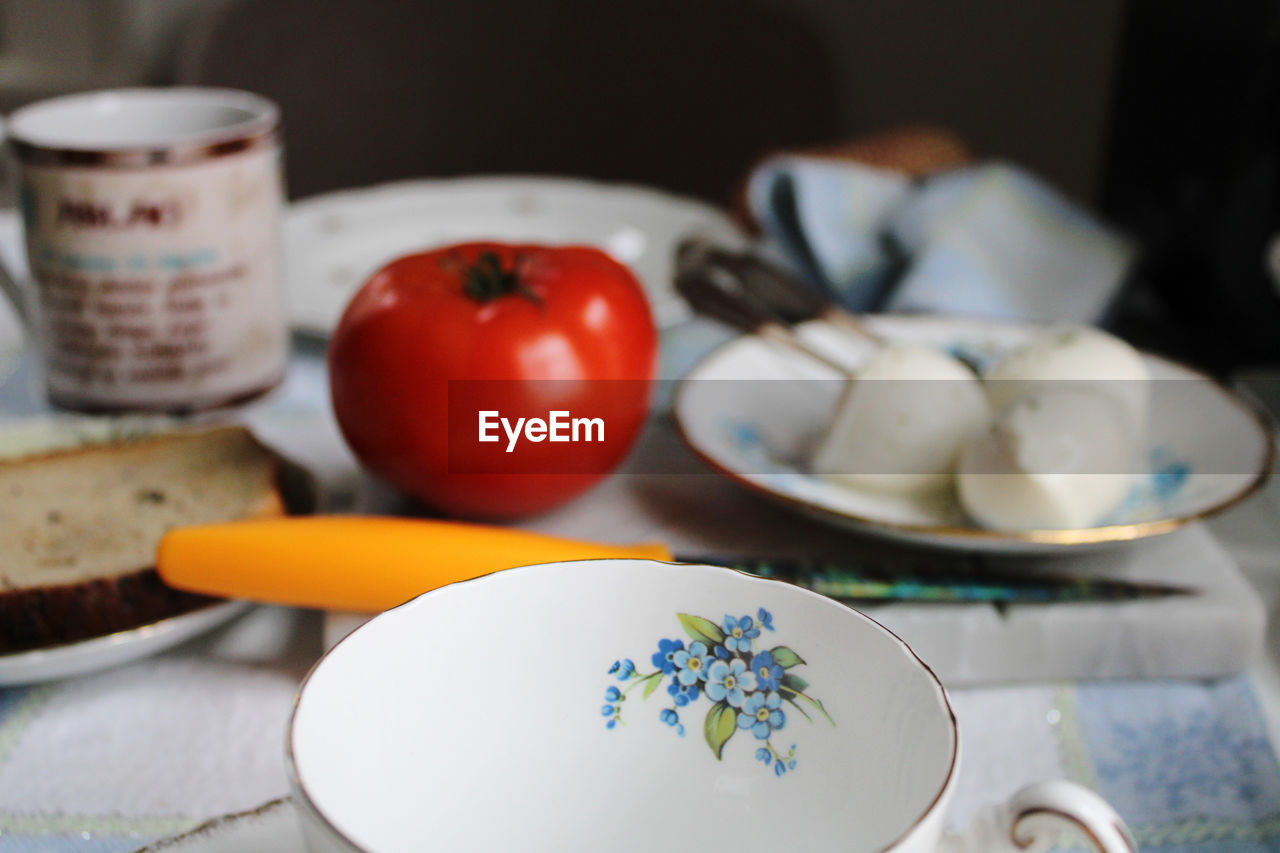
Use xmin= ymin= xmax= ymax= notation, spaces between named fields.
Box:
xmin=156 ymin=516 xmax=674 ymax=612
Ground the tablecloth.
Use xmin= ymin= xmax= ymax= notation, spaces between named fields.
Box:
xmin=0 ymin=643 xmax=1276 ymax=851
xmin=0 ymin=336 xmax=1278 ymax=851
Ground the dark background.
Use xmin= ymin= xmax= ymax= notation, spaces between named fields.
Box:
xmin=0 ymin=0 xmax=1277 ymax=370
xmin=0 ymin=0 xmax=1128 ymax=203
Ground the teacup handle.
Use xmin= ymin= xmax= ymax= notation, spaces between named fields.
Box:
xmin=0 ymin=122 xmax=30 ymax=329
xmin=937 ymin=780 xmax=1134 ymax=853
xmin=0 ymin=257 xmax=28 ymax=328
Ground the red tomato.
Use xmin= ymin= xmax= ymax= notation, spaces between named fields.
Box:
xmin=328 ymin=242 xmax=658 ymax=519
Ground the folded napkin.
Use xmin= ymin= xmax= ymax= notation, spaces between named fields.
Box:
xmin=747 ymin=154 xmax=911 ymax=310
xmin=748 ymin=150 xmax=1136 ymax=323
xmin=950 ymin=678 xmax=1280 ymax=852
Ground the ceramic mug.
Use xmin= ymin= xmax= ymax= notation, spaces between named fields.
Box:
xmin=288 ymin=559 xmax=1133 ymax=852
xmin=0 ymin=87 xmax=289 ymax=412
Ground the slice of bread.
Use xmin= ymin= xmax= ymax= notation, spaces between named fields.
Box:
xmin=0 ymin=425 xmax=286 ymax=652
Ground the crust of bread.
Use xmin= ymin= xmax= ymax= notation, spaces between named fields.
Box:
xmin=0 ymin=568 xmax=221 ymax=652
xmin=0 ymin=426 xmax=287 ymax=653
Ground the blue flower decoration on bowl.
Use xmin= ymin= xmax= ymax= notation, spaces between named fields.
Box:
xmin=602 ymin=609 xmax=833 ymax=777
xmin=739 ymin=691 xmax=786 ymax=739
xmin=667 ymin=679 xmax=700 ymax=707
xmin=652 ymin=638 xmax=685 ymax=674
xmin=722 ymin=614 xmax=760 ymax=653
xmin=750 ymin=650 xmax=784 ymax=693
xmin=673 ymin=641 xmax=712 ymax=684
xmin=705 ymin=658 xmax=756 ymax=707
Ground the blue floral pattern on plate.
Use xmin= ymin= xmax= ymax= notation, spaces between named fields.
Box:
xmin=603 ymin=608 xmax=833 ymax=777
xmin=721 ymin=418 xmax=1195 ymax=527
xmin=1104 ymin=446 xmax=1193 ymax=524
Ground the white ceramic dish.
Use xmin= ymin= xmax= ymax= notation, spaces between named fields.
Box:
xmin=0 ymin=600 xmax=251 ymax=686
xmin=283 ymin=175 xmax=746 ymax=334
xmin=675 ymin=315 xmax=1274 ymax=554
xmin=0 ymin=415 xmax=317 ymax=684
xmin=133 ymin=798 xmax=302 ymax=852
xmin=287 ymin=559 xmax=1129 ymax=853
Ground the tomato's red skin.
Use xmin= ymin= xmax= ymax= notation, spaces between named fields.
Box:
xmin=328 ymin=242 xmax=658 ymax=519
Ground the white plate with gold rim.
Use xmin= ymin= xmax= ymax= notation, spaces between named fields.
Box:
xmin=0 ymin=600 xmax=252 ymax=686
xmin=283 ymin=175 xmax=747 ymax=335
xmin=675 ymin=315 xmax=1275 ymax=555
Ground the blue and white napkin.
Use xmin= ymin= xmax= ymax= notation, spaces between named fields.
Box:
xmin=747 ymin=158 xmax=1136 ymax=324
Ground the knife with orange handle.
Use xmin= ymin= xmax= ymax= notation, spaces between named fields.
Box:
xmin=158 ymin=516 xmax=671 ymax=612
xmin=156 ymin=516 xmax=1190 ymax=613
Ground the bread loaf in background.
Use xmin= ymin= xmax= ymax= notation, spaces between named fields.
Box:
xmin=0 ymin=426 xmax=286 ymax=652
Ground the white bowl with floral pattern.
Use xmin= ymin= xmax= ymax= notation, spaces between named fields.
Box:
xmin=287 ymin=559 xmax=1131 ymax=852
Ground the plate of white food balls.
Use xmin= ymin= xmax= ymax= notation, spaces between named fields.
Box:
xmin=675 ymin=315 xmax=1274 ymax=553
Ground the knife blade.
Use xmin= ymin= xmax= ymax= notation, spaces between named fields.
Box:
xmin=156 ymin=516 xmax=1190 ymax=613
xmin=693 ymin=555 xmax=1188 ymax=604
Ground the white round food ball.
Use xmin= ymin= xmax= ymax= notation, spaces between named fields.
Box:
xmin=813 ymin=345 xmax=991 ymax=496
xmin=957 ymin=389 xmax=1136 ymax=530
xmin=984 ymin=325 xmax=1149 ymax=434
